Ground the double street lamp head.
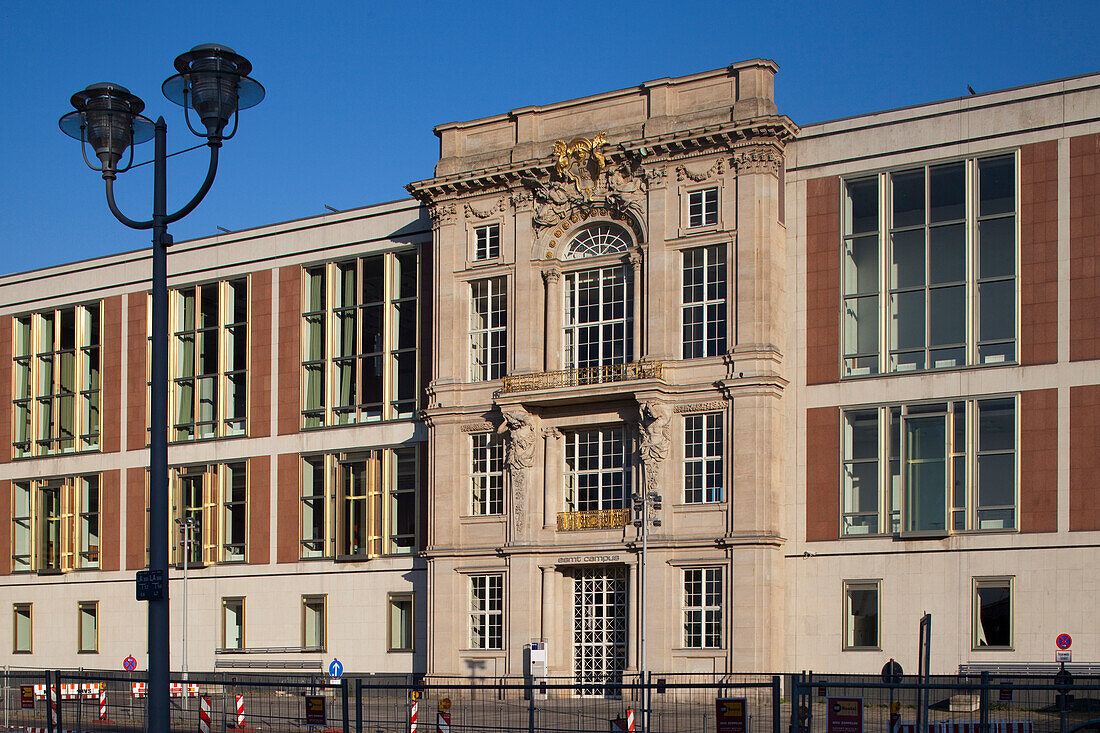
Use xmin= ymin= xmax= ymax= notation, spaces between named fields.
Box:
xmin=59 ymin=44 xmax=264 ymax=177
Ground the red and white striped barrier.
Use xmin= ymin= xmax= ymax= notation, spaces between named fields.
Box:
xmin=81 ymin=682 xmax=100 ymax=699
xmin=199 ymin=696 xmax=212 ymax=733
xmin=236 ymin=693 xmax=246 ymax=727
xmin=410 ymin=699 xmax=418 ymax=733
xmin=60 ymin=684 xmax=80 ymax=700
xmin=626 ymin=709 xmax=635 ymax=731
xmin=99 ymin=687 xmax=108 ymax=720
xmin=131 ymin=682 xmax=147 ymax=698
xmin=898 ymin=723 xmax=1033 ymax=733
xmin=169 ymin=682 xmax=200 ymax=697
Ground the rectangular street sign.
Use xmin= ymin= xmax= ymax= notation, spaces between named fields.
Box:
xmin=136 ymin=569 xmax=165 ymax=601
xmin=305 ymin=695 xmax=326 ymax=725
xmin=716 ymin=698 xmax=747 ymax=733
xmin=1056 ymin=650 xmax=1072 ymax=662
xmin=21 ymin=686 xmax=34 ymax=709
xmin=827 ymin=697 xmax=863 ymax=733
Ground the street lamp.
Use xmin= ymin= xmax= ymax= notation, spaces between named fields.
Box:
xmin=59 ymin=44 xmax=263 ymax=733
xmin=632 ymin=489 xmax=661 ymax=732
xmin=175 ymin=516 xmax=200 ymax=711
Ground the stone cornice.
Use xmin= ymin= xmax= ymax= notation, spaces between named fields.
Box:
xmin=406 ymin=116 xmax=798 ymax=203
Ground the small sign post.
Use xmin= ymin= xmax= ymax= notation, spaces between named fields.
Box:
xmin=715 ymin=698 xmax=747 ymax=733
xmin=826 ymin=697 xmax=864 ymax=733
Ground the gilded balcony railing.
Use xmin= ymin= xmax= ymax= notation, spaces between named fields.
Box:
xmin=557 ymin=508 xmax=631 ymax=531
xmin=502 ymin=360 xmax=663 ymax=394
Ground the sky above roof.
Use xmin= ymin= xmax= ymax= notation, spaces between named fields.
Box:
xmin=1 ymin=0 xmax=1096 ymax=276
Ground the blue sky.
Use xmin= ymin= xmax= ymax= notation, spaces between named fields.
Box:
xmin=1 ymin=0 xmax=1096 ymax=276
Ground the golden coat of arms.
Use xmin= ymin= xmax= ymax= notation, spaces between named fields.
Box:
xmin=553 ymin=132 xmax=606 ymax=198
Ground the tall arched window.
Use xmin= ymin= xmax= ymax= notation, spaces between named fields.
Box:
xmin=562 ymin=223 xmax=634 ymax=369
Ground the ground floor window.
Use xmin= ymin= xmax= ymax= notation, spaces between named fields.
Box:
xmin=13 ymin=604 xmax=31 ymax=653
xmin=573 ymin=566 xmax=627 ymax=694
xmin=389 ymin=593 xmax=414 ymax=651
xmin=843 ymin=580 xmax=880 ymax=650
xmin=469 ymin=575 xmax=503 ymax=650
xmin=683 ymin=567 xmax=723 ymax=648
xmin=973 ymin=577 xmax=1012 ymax=649
xmin=222 ymin=597 xmax=245 ymax=650
xmin=302 ymin=595 xmax=326 ymax=651
xmin=77 ymin=601 xmax=98 ymax=653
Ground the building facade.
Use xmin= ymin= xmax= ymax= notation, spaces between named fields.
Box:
xmin=0 ymin=60 xmax=1097 ymax=678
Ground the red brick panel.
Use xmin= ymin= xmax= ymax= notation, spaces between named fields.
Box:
xmin=0 ymin=480 xmax=10 ymax=575
xmin=101 ymin=295 xmax=123 ymax=452
xmin=1019 ymin=141 xmax=1059 ymax=366
xmin=805 ymin=176 xmax=840 ymax=385
xmin=125 ymin=466 xmax=146 ymax=570
xmin=249 ymin=455 xmax=271 ymax=565
xmin=805 ymin=406 xmax=839 ymax=541
xmin=1019 ymin=389 xmax=1057 ymax=533
xmin=100 ymin=469 xmax=121 ymax=571
xmin=249 ymin=269 xmax=272 ymax=438
xmin=1070 ymin=385 xmax=1100 ymax=531
xmin=276 ymin=453 xmax=299 ymax=563
xmin=1070 ymin=134 xmax=1100 ymax=362
xmin=277 ymin=265 xmax=301 ymax=436
xmin=0 ymin=316 xmax=11 ymax=463
xmin=126 ymin=292 xmax=148 ymax=451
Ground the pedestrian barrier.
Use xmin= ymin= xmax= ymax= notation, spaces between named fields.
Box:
xmin=199 ymin=695 xmax=212 ymax=733
xmin=131 ymin=681 xmax=147 ymax=697
xmin=236 ymin=692 xmax=246 ymax=727
xmin=169 ymin=681 xmax=200 ymax=696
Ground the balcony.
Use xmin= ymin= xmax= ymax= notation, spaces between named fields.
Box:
xmin=502 ymin=361 xmax=664 ymax=394
xmin=557 ymin=508 xmax=631 ymax=531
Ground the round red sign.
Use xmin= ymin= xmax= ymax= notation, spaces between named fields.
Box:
xmin=1056 ymin=634 xmax=1072 ymax=650
xmin=123 ymin=655 xmax=137 ymax=671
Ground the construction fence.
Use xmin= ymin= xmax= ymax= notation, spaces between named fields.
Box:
xmin=1 ymin=669 xmax=1098 ymax=733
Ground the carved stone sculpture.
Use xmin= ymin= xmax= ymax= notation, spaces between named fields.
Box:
xmin=499 ymin=407 xmax=538 ymax=532
xmin=637 ymin=400 xmax=672 ymax=495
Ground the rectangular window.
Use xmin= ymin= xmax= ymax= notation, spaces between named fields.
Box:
xmin=683 ymin=568 xmax=722 ymax=648
xmin=564 ymin=267 xmax=632 ymax=370
xmin=171 ymin=463 xmax=247 ymax=564
xmin=171 ymin=279 xmax=247 ymax=440
xmin=682 ymin=245 xmax=726 ymax=358
xmin=843 ymin=580 xmax=880 ymax=650
xmin=388 ymin=593 xmax=414 ymax=651
xmin=470 ymin=277 xmax=507 ymax=381
xmin=471 ymin=433 xmax=504 ymax=515
xmin=299 ymin=447 xmax=420 ymax=559
xmin=12 ymin=604 xmax=31 ymax=653
xmin=684 ymin=414 xmax=723 ymax=503
xmin=12 ymin=304 xmax=101 ymax=457
xmin=10 ymin=476 xmax=100 ymax=573
xmin=474 ymin=223 xmax=500 ymax=261
xmin=301 ymin=595 xmax=326 ymax=651
xmin=840 ymin=397 xmax=1016 ymax=536
xmin=688 ymin=188 xmax=719 ymax=227
xmin=973 ymin=577 xmax=1012 ymax=649
xmin=564 ymin=428 xmax=630 ymax=512
xmin=77 ymin=601 xmax=98 ymax=653
xmin=841 ymin=154 xmax=1017 ymax=376
xmin=300 ymin=251 xmax=419 ymax=427
xmin=470 ymin=574 xmax=503 ymax=650
xmin=222 ymin=597 xmax=245 ymax=650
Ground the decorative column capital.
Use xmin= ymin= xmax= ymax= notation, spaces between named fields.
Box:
xmin=541 ymin=267 xmax=561 ymax=285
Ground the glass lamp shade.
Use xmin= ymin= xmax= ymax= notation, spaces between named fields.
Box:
xmin=162 ymin=44 xmax=264 ymax=137
xmin=59 ymin=83 xmax=154 ymax=170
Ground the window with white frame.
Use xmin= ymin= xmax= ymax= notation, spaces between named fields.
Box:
xmin=171 ymin=279 xmax=247 ymax=440
xmin=11 ymin=475 xmax=100 ymax=573
xmin=471 ymin=433 xmax=504 ymax=515
xmin=221 ymin=597 xmax=245 ymax=650
xmin=843 ymin=580 xmax=880 ymax=650
xmin=564 ymin=428 xmax=630 ymax=512
xmin=973 ymin=577 xmax=1012 ymax=649
xmin=474 ymin=223 xmax=500 ymax=261
xmin=842 ymin=154 xmax=1017 ymax=376
xmin=470 ymin=277 xmax=507 ymax=381
xmin=682 ymin=245 xmax=726 ymax=358
xmin=563 ymin=223 xmax=632 ymax=259
xmin=298 ymin=448 xmax=418 ymax=559
xmin=841 ymin=397 xmax=1016 ymax=536
xmin=469 ymin=574 xmax=503 ymax=649
xmin=300 ymin=251 xmax=419 ymax=427
xmin=684 ymin=413 xmax=723 ymax=503
xmin=12 ymin=303 xmax=101 ymax=457
xmin=77 ymin=601 xmax=98 ymax=653
xmin=688 ymin=188 xmax=719 ymax=228
xmin=12 ymin=603 xmax=31 ymax=653
xmin=170 ymin=462 xmax=247 ymax=565
xmin=564 ymin=267 xmax=632 ymax=370
xmin=683 ymin=567 xmax=722 ymax=648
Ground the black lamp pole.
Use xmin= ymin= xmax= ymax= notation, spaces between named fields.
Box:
xmin=60 ymin=45 xmax=262 ymax=733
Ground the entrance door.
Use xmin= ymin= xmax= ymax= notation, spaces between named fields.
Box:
xmin=573 ymin=566 xmax=627 ymax=695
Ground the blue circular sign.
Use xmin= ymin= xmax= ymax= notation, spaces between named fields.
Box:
xmin=1057 ymin=634 xmax=1072 ymax=650
xmin=329 ymin=658 xmax=343 ymax=679
xmin=123 ymin=655 xmax=137 ymax=671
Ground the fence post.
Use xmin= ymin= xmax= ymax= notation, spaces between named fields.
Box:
xmin=341 ymin=677 xmax=350 ymax=733
xmin=527 ymin=675 xmax=535 ymax=733
xmin=788 ymin=673 xmax=801 ymax=733
xmin=355 ymin=678 xmax=363 ymax=733
xmin=51 ymin=670 xmax=60 ymax=733
xmin=979 ymin=671 xmax=990 ymax=733
xmin=772 ymin=676 xmax=781 ymax=733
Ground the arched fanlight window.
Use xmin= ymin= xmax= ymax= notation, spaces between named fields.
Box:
xmin=563 ymin=223 xmax=632 ymax=260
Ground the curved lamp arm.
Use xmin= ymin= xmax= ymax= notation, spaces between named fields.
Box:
xmin=105 ymin=178 xmax=154 ymax=230
xmin=166 ymin=142 xmax=220 ymax=225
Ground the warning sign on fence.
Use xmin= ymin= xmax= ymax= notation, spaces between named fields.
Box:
xmin=827 ymin=697 xmax=863 ymax=733
xmin=305 ymin=695 xmax=326 ymax=725
xmin=21 ymin=686 xmax=34 ymax=709
xmin=716 ymin=697 xmax=747 ymax=733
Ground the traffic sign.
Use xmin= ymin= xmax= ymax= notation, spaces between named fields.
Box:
xmin=1057 ymin=634 xmax=1072 ymax=650
xmin=305 ymin=695 xmax=326 ymax=725
xmin=135 ymin=569 xmax=164 ymax=601
xmin=881 ymin=659 xmax=903 ymax=685
xmin=328 ymin=658 xmax=343 ymax=679
xmin=123 ymin=655 xmax=137 ymax=672
xmin=1057 ymin=650 xmax=1072 ymax=662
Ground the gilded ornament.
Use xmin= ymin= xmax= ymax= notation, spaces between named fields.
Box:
xmin=545 ymin=251 xmax=553 ymax=258
xmin=549 ymin=240 xmax=556 ymax=248
xmin=552 ymin=133 xmax=607 ymax=198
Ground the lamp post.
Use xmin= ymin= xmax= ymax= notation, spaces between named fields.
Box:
xmin=631 ymin=489 xmax=661 ymax=733
xmin=175 ymin=516 xmax=199 ymax=711
xmin=59 ymin=44 xmax=263 ymax=733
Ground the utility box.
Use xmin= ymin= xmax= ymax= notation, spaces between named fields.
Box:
xmin=530 ymin=641 xmax=548 ymax=698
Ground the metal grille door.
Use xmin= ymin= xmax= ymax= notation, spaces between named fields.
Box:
xmin=573 ymin=566 xmax=627 ymax=695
